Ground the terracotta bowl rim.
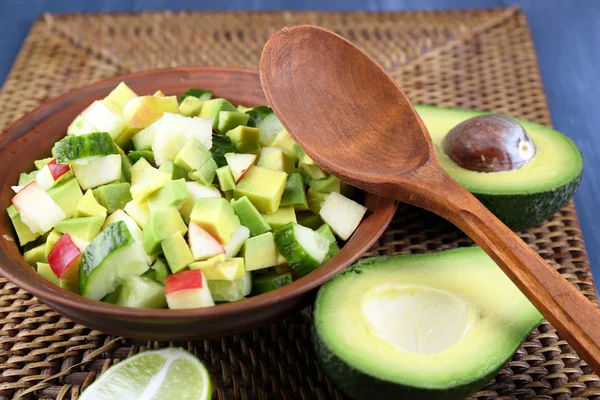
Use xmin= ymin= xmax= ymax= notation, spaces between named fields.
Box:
xmin=0 ymin=66 xmax=397 ymax=320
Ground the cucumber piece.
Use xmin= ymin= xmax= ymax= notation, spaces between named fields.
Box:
xmin=92 ymin=182 xmax=133 ymax=213
xmin=7 ymin=205 xmax=40 ymax=246
xmin=280 ymin=173 xmax=308 ymax=210
xmin=116 ymin=276 xmax=167 ymax=308
xmin=274 ymin=223 xmax=329 ymax=276
xmin=143 ymin=257 xmax=170 ymax=284
xmin=216 ymin=166 xmax=236 ymax=192
xmin=18 ymin=171 xmax=38 ymax=186
xmin=246 ymin=106 xmax=284 ymax=146
xmin=295 ymin=211 xmax=323 ymax=230
xmin=218 ymin=111 xmax=249 ymax=134
xmin=207 ymin=272 xmax=251 ymax=302
xmin=34 ymin=157 xmax=54 ymax=170
xmin=128 ymin=150 xmax=155 ymax=166
xmin=72 ymin=154 xmax=123 ymax=190
xmin=118 ymin=147 xmax=133 ymax=183
xmin=210 ymin=134 xmax=234 ymax=168
xmin=53 ymin=132 xmax=118 ymax=164
xmin=316 ymin=223 xmax=341 ymax=260
xmin=309 ymin=175 xmax=341 ymax=194
xmin=80 ymin=220 xmax=149 ymax=300
xmin=307 ymin=188 xmax=327 ymax=214
xmin=178 ymin=88 xmax=213 ymax=103
xmin=102 ymin=286 xmax=122 ymax=304
xmin=252 ymin=271 xmax=292 ymax=295
xmin=152 ymin=113 xmax=213 ymax=166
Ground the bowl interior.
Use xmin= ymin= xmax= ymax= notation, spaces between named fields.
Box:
xmin=0 ymin=67 xmax=396 ymax=329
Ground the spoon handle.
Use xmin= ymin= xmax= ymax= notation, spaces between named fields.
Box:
xmin=428 ymin=177 xmax=600 ymax=373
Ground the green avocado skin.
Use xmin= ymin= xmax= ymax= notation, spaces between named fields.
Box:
xmin=473 ymin=171 xmax=582 ymax=231
xmin=312 ymin=324 xmax=502 ymax=400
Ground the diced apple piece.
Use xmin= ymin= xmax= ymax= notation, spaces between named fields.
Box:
xmin=165 ymin=269 xmax=214 ymax=309
xmin=179 ymin=182 xmax=221 ymax=223
xmin=36 ymin=159 xmax=71 ymax=190
xmin=102 ymin=82 xmax=138 ymax=115
xmin=67 ymin=114 xmax=98 ymax=136
xmin=224 ymin=225 xmax=250 ymax=258
xmin=48 ymin=233 xmax=82 ymax=283
xmin=151 ymin=113 xmax=213 ymax=166
xmin=188 ymin=222 xmax=225 ymax=261
xmin=12 ymin=182 xmax=66 ymax=234
xmin=79 ymin=100 xmax=128 ymax=140
xmin=319 ymin=192 xmax=367 ymax=241
xmin=123 ymin=96 xmax=180 ymax=129
xmin=225 ymin=153 xmax=256 ymax=183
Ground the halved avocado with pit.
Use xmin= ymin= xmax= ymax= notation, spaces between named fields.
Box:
xmin=312 ymin=247 xmax=543 ymax=400
xmin=415 ymin=105 xmax=583 ymax=230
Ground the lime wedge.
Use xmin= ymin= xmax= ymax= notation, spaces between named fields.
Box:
xmin=79 ymin=348 xmax=211 ymax=400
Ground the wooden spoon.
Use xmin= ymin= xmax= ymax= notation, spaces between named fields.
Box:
xmin=260 ymin=25 xmax=600 ymax=373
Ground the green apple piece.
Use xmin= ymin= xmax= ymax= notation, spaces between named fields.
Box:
xmin=72 ymin=154 xmax=123 ymax=190
xmin=243 ymin=232 xmax=278 ymax=272
xmin=233 ymin=166 xmax=287 ymax=214
xmin=24 ymin=243 xmax=47 ymax=267
xmin=130 ymin=158 xmax=171 ymax=203
xmin=270 ymin=129 xmax=296 ymax=156
xmin=78 ymin=100 xmax=127 ymax=140
xmin=309 ymin=175 xmax=342 ymax=194
xmin=47 ymin=177 xmax=84 ymax=218
xmin=92 ymin=182 xmax=132 ymax=213
xmin=190 ymin=198 xmax=239 ymax=244
xmin=207 ymin=272 xmax=251 ymax=302
xmin=116 ymin=276 xmax=166 ymax=309
xmin=216 ymin=166 xmax=236 ymax=192
xmin=296 ymin=211 xmax=323 ymax=230
xmin=280 ymin=173 xmax=308 ymax=211
xmin=44 ymin=229 xmax=62 ymax=258
xmin=147 ymin=179 xmax=189 ymax=212
xmin=34 ymin=157 xmax=54 ymax=170
xmin=261 ymin=207 xmax=297 ymax=229
xmin=319 ymin=192 xmax=367 ymax=241
xmin=161 ymin=232 xmax=194 ymax=274
xmin=55 ymin=216 xmax=105 ymax=241
xmin=174 ymin=137 xmax=212 ymax=172
xmin=128 ymin=150 xmax=155 ymax=167
xmin=152 ymin=113 xmax=213 ymax=166
xmin=117 ymin=146 xmax=133 ymax=182
xmin=179 ymin=95 xmax=204 ymax=117
xmin=131 ymin=121 xmax=158 ymax=151
xmin=102 ymin=82 xmax=138 ymax=115
xmin=123 ymin=95 xmax=180 ymax=129
xmin=143 ymin=206 xmax=188 ymax=256
xmin=124 ymin=200 xmax=150 ymax=229
xmin=226 ymin=125 xmax=261 ymax=154
xmin=188 ymin=160 xmax=218 ymax=186
xmin=179 ymin=182 xmax=221 ymax=224
xmin=218 ymin=111 xmax=249 ymax=134
xmin=307 ymin=188 xmax=327 ymax=214
xmin=6 ymin=205 xmax=40 ymax=246
xmin=258 ymin=147 xmax=295 ymax=174
xmin=190 ymin=256 xmax=245 ymax=281
xmin=199 ymin=98 xmax=237 ymax=130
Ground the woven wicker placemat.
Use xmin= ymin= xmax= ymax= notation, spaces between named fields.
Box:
xmin=0 ymin=8 xmax=597 ymax=400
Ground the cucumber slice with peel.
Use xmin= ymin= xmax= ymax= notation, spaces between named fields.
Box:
xmin=72 ymin=154 xmax=122 ymax=190
xmin=252 ymin=271 xmax=292 ymax=294
xmin=274 ymin=223 xmax=329 ymax=276
xmin=53 ymin=132 xmax=118 ymax=164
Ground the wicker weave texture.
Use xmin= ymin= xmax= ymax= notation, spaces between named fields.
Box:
xmin=0 ymin=8 xmax=596 ymax=400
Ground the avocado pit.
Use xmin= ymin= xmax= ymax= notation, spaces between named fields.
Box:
xmin=442 ymin=114 xmax=536 ymax=173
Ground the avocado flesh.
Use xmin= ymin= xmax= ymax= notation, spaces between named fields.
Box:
xmin=415 ymin=105 xmax=583 ymax=230
xmin=313 ymin=247 xmax=543 ymax=400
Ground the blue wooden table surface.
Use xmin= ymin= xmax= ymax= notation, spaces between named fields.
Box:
xmin=1 ymin=0 xmax=598 ymax=280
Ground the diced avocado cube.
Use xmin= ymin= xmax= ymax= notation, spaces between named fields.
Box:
xmin=147 ymin=179 xmax=189 ymax=212
xmin=309 ymin=175 xmax=341 ymax=194
xmin=226 ymin=126 xmax=261 ymax=154
xmin=24 ymin=243 xmax=47 ymax=267
xmin=218 ymin=111 xmax=249 ymax=134
xmin=47 ymin=178 xmax=84 ymax=218
xmin=179 ymin=96 xmax=204 ymax=117
xmin=143 ymin=206 xmax=188 ymax=256
xmin=102 ymin=82 xmax=138 ymax=115
xmin=130 ymin=158 xmax=171 ymax=203
xmin=34 ymin=157 xmax=54 ymax=170
xmin=7 ymin=205 xmax=40 ymax=246
xmin=174 ymin=137 xmax=213 ymax=172
xmin=299 ymin=162 xmax=327 ymax=180
xmin=261 ymin=207 xmax=297 ymax=229
xmin=292 ymin=143 xmax=306 ymax=160
xmin=18 ymin=171 xmax=38 ymax=186
xmin=117 ymin=276 xmax=167 ymax=309
xmin=270 ymin=129 xmax=297 ymax=156
xmin=54 ymin=216 xmax=105 ymax=241
xmin=44 ymin=229 xmax=62 ymax=258
xmin=296 ymin=211 xmax=323 ymax=230
xmin=190 ymin=198 xmax=239 ymax=243
xmin=158 ymin=160 xmax=187 ymax=180
xmin=281 ymin=173 xmax=309 ymax=211
xmin=188 ymin=159 xmax=218 ymax=186
xmin=307 ymin=188 xmax=327 ymax=214
xmin=243 ymin=232 xmax=278 ymax=272
xmin=216 ymin=166 xmax=236 ymax=192
xmin=190 ymin=256 xmax=245 ymax=281
xmin=75 ymin=190 xmax=108 ymax=218
xmin=143 ymin=257 xmax=170 ymax=284
xmin=233 ymin=166 xmax=287 ymax=214
xmin=179 ymin=182 xmax=221 ymax=224
xmin=124 ymin=200 xmax=150 ymax=229
xmin=258 ymin=147 xmax=295 ymax=174
xmin=199 ymin=98 xmax=237 ymax=130
xmin=128 ymin=150 xmax=156 ymax=167
xmin=231 ymin=196 xmax=271 ymax=237
xmin=161 ymin=231 xmax=194 ymax=274
xmin=93 ymin=182 xmax=132 ymax=213
xmin=37 ymin=262 xmax=59 ymax=285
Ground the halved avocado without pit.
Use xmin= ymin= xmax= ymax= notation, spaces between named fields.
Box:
xmin=415 ymin=105 xmax=583 ymax=230
xmin=312 ymin=247 xmax=543 ymax=400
